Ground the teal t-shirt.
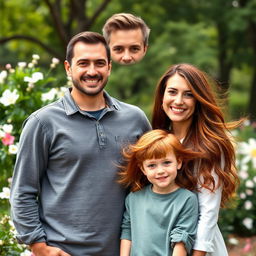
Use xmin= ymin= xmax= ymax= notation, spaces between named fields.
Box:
xmin=121 ymin=185 xmax=199 ymax=256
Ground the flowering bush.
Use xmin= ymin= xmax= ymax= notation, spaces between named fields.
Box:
xmin=0 ymin=55 xmax=68 ymax=255
xmin=219 ymin=122 xmax=256 ymax=254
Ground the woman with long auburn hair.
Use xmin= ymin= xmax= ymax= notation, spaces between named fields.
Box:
xmin=152 ymin=63 xmax=241 ymax=256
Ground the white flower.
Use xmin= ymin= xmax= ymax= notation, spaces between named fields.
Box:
xmin=57 ymin=87 xmax=67 ymax=98
xmin=0 ymin=187 xmax=10 ymax=199
xmin=240 ymin=192 xmax=246 ymax=199
xmin=2 ymin=124 xmax=13 ymax=133
xmin=20 ymin=249 xmax=32 ymax=256
xmin=18 ymin=62 xmax=27 ymax=68
xmin=245 ymin=180 xmax=254 ymax=188
xmin=32 ymin=54 xmax=40 ymax=60
xmin=9 ymin=144 xmax=18 ymax=154
xmin=0 ymin=240 xmax=3 ymax=245
xmin=228 ymin=237 xmax=239 ymax=245
xmin=246 ymin=189 xmax=253 ymax=196
xmin=239 ymin=169 xmax=248 ymax=180
xmin=41 ymin=88 xmax=58 ymax=101
xmin=0 ymin=130 xmax=5 ymax=138
xmin=253 ymin=176 xmax=256 ymax=183
xmin=0 ymin=89 xmax=19 ymax=106
xmin=238 ymin=138 xmax=256 ymax=169
xmin=0 ymin=70 xmax=8 ymax=83
xmin=244 ymin=200 xmax=253 ymax=210
xmin=243 ymin=217 xmax=253 ymax=229
xmin=243 ymin=119 xmax=250 ymax=126
xmin=52 ymin=57 xmax=60 ymax=64
xmin=24 ymin=72 xmax=44 ymax=84
xmin=28 ymin=63 xmax=34 ymax=68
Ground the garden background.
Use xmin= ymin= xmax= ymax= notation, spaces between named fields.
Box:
xmin=0 ymin=0 xmax=256 ymax=255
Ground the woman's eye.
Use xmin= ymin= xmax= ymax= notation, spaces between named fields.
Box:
xmin=184 ymin=92 xmax=194 ymax=98
xmin=168 ymin=90 xmax=176 ymax=95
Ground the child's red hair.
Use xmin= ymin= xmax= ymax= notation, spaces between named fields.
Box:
xmin=119 ymin=129 xmax=204 ymax=192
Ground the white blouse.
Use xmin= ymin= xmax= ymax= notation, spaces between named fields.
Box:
xmin=193 ymin=178 xmax=228 ymax=255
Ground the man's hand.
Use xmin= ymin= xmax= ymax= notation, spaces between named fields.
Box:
xmin=30 ymin=242 xmax=71 ymax=256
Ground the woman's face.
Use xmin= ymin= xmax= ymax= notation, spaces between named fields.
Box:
xmin=162 ymin=73 xmax=196 ymax=129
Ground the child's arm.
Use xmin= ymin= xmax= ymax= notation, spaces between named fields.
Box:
xmin=120 ymin=239 xmax=131 ymax=256
xmin=192 ymin=250 xmax=206 ymax=256
xmin=172 ymin=242 xmax=187 ymax=256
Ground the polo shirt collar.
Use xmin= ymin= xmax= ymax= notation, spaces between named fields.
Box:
xmin=62 ymin=88 xmax=119 ymax=116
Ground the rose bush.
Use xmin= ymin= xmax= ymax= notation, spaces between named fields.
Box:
xmin=0 ymin=55 xmax=68 ymax=255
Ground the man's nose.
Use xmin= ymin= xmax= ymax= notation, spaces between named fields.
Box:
xmin=87 ymin=64 xmax=97 ymax=76
xmin=122 ymin=50 xmax=132 ymax=62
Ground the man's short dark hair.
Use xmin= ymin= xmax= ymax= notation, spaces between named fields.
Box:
xmin=66 ymin=31 xmax=111 ymax=64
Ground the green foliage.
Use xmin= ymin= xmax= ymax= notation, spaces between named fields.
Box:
xmin=0 ymin=214 xmax=30 ymax=256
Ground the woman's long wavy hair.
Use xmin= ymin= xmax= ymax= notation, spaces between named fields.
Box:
xmin=118 ymin=129 xmax=204 ymax=192
xmin=152 ymin=63 xmax=241 ymax=207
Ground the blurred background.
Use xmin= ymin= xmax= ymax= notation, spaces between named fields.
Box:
xmin=0 ymin=0 xmax=256 ymax=255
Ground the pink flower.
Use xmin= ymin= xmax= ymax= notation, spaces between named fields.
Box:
xmin=1 ymin=133 xmax=15 ymax=145
xmin=242 ymin=238 xmax=252 ymax=253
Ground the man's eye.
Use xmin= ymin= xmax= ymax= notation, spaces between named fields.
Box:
xmin=130 ymin=47 xmax=140 ymax=53
xmin=96 ymin=62 xmax=106 ymax=67
xmin=78 ymin=62 xmax=88 ymax=67
xmin=113 ymin=47 xmax=123 ymax=53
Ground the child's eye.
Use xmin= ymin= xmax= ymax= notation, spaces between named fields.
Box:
xmin=163 ymin=161 xmax=172 ymax=166
xmin=147 ymin=164 xmax=156 ymax=168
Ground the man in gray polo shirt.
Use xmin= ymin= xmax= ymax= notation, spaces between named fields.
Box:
xmin=10 ymin=31 xmax=151 ymax=256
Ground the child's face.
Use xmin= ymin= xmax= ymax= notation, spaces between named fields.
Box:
xmin=141 ymin=153 xmax=182 ymax=194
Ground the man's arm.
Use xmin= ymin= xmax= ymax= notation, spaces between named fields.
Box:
xmin=10 ymin=116 xmax=49 ymax=244
xmin=30 ymin=242 xmax=71 ymax=256
xmin=120 ymin=239 xmax=131 ymax=256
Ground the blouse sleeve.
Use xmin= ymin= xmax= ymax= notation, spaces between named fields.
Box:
xmin=193 ymin=171 xmax=222 ymax=252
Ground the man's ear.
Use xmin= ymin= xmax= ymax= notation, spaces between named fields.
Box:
xmin=107 ymin=61 xmax=112 ymax=76
xmin=64 ymin=60 xmax=71 ymax=76
xmin=143 ymin=45 xmax=148 ymax=54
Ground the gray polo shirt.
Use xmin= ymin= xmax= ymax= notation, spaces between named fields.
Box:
xmin=10 ymin=89 xmax=151 ymax=256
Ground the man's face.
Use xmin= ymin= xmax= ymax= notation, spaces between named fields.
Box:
xmin=108 ymin=28 xmax=147 ymax=65
xmin=64 ymin=42 xmax=111 ymax=97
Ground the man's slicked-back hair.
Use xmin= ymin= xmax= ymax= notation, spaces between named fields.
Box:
xmin=102 ymin=13 xmax=150 ymax=46
xmin=66 ymin=31 xmax=111 ymax=64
